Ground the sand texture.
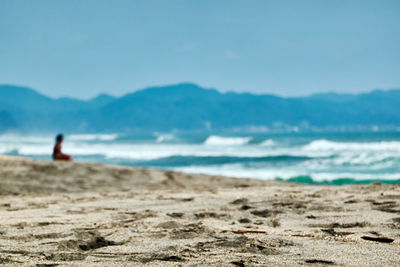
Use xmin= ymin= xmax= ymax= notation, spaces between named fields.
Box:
xmin=0 ymin=157 xmax=399 ymax=266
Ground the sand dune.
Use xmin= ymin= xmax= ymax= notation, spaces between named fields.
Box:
xmin=0 ymin=157 xmax=399 ymax=266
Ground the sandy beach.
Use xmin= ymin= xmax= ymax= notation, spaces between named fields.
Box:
xmin=0 ymin=157 xmax=399 ymax=266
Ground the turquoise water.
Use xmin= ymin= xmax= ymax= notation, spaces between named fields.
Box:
xmin=1 ymin=132 xmax=400 ymax=185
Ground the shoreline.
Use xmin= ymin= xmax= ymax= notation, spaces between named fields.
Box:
xmin=2 ymin=155 xmax=400 ymax=187
xmin=0 ymin=156 xmax=399 ymax=265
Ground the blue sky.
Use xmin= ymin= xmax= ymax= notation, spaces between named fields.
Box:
xmin=0 ymin=0 xmax=399 ymax=99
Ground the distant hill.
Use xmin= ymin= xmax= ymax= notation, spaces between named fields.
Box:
xmin=0 ymin=83 xmax=399 ymax=133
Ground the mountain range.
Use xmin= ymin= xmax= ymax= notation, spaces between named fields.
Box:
xmin=1 ymin=83 xmax=400 ymax=133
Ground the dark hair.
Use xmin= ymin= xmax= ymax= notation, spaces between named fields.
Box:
xmin=56 ymin=134 xmax=64 ymax=142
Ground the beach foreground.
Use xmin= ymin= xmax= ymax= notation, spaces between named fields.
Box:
xmin=0 ymin=157 xmax=399 ymax=266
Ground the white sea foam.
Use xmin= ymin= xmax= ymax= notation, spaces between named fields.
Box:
xmin=2 ymin=142 xmax=288 ymax=160
xmin=330 ymin=152 xmax=396 ymax=165
xmin=174 ymin=165 xmax=400 ymax=181
xmin=303 ymin=139 xmax=400 ymax=151
xmin=86 ymin=143 xmax=269 ymax=160
xmin=174 ymin=165 xmax=301 ymax=180
xmin=260 ymin=139 xmax=275 ymax=146
xmin=204 ymin=135 xmax=252 ymax=146
xmin=0 ymin=135 xmax=329 ymax=160
xmin=68 ymin=134 xmax=118 ymax=141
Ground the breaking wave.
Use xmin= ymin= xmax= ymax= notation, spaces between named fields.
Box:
xmin=204 ymin=135 xmax=252 ymax=146
xmin=303 ymin=139 xmax=400 ymax=151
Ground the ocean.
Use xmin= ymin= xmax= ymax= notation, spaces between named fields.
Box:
xmin=1 ymin=132 xmax=400 ymax=185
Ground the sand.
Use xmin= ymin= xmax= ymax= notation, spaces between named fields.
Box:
xmin=0 ymin=157 xmax=399 ymax=266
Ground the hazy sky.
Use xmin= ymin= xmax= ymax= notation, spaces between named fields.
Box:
xmin=1 ymin=0 xmax=399 ymax=99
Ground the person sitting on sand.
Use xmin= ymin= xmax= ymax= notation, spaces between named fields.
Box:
xmin=53 ymin=134 xmax=73 ymax=161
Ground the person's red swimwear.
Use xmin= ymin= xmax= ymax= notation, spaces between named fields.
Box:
xmin=53 ymin=134 xmax=73 ymax=161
